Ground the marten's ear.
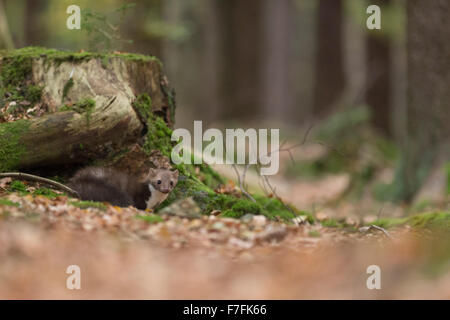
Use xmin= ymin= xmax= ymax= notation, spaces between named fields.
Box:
xmin=147 ymin=168 xmax=157 ymax=178
xmin=172 ymin=169 xmax=179 ymax=178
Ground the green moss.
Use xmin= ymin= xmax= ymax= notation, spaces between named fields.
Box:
xmin=69 ymin=200 xmax=107 ymax=211
xmin=131 ymin=94 xmax=175 ymax=158
xmin=161 ymin=83 xmax=176 ymax=124
xmin=321 ymin=218 xmax=341 ymax=228
xmin=27 ymin=85 xmax=43 ymax=103
xmin=230 ymin=200 xmax=262 ymax=215
xmin=196 ymin=163 xmax=225 ymax=189
xmin=132 ymin=93 xmax=153 ymax=122
xmin=320 ymin=217 xmax=360 ymax=229
xmin=408 ymin=212 xmax=450 ymax=229
xmin=370 ymin=212 xmax=450 ymax=230
xmin=370 ymin=217 xmax=408 ymax=229
xmin=33 ymin=187 xmax=60 ymax=199
xmin=164 ymin=184 xmax=300 ymax=221
xmin=9 ymin=180 xmax=28 ymax=193
xmin=62 ymin=78 xmax=74 ymax=102
xmin=0 ymin=50 xmax=43 ymax=108
xmin=0 ymin=198 xmax=20 ymax=207
xmin=0 ymin=120 xmax=30 ymax=172
xmin=0 ymin=47 xmax=161 ymax=67
xmin=60 ymin=98 xmax=95 ymax=126
xmin=0 ymin=54 xmax=33 ymax=87
xmin=144 ymin=114 xmax=174 ymax=157
xmin=136 ymin=214 xmax=163 ymax=224
xmin=101 ymin=56 xmax=109 ymax=69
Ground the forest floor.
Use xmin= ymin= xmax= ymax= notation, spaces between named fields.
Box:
xmin=0 ymin=174 xmax=449 ymax=299
xmin=1 ymin=105 xmax=449 ymax=299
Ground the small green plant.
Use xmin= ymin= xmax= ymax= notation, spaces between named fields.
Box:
xmin=69 ymin=200 xmax=107 ymax=211
xmin=9 ymin=180 xmax=28 ymax=193
xmin=60 ymin=98 xmax=96 ymax=126
xmin=136 ymin=214 xmax=164 ymax=224
xmin=0 ymin=198 xmax=20 ymax=207
xmin=33 ymin=187 xmax=60 ymax=199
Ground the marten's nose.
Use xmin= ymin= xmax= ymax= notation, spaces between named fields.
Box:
xmin=161 ymin=188 xmax=170 ymax=193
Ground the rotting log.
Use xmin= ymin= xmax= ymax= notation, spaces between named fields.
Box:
xmin=0 ymin=47 xmax=176 ymax=175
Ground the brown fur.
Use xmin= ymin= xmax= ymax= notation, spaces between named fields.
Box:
xmin=68 ymin=167 xmax=178 ymax=210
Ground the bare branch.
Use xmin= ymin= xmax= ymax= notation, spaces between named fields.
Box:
xmin=369 ymin=225 xmax=391 ymax=238
xmin=231 ymin=164 xmax=256 ymax=202
xmin=0 ymin=172 xmax=80 ymax=198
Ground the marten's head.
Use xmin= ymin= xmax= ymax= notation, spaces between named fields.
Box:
xmin=145 ymin=168 xmax=179 ymax=194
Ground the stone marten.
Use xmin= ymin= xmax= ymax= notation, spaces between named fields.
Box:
xmin=68 ymin=167 xmax=179 ymax=210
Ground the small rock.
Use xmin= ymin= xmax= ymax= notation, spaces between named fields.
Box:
xmin=240 ymin=213 xmax=254 ymax=222
xmin=252 ymin=215 xmax=267 ymax=227
xmin=256 ymin=225 xmax=287 ymax=243
xmin=211 ymin=222 xmax=225 ymax=231
xmin=159 ymin=197 xmax=201 ymax=219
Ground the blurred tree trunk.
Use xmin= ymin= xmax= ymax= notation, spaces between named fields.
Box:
xmin=0 ymin=0 xmax=14 ymax=49
xmin=122 ymin=0 xmax=163 ymax=58
xmin=24 ymin=0 xmax=47 ymax=46
xmin=397 ymin=0 xmax=450 ymax=200
xmin=217 ymin=0 xmax=263 ymax=121
xmin=366 ymin=0 xmax=392 ymax=136
xmin=262 ymin=0 xmax=293 ymax=123
xmin=313 ymin=0 xmax=346 ymax=118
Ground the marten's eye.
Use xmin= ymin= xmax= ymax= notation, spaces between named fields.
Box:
xmin=170 ymin=181 xmax=174 ymax=186
xmin=157 ymin=180 xmax=162 ymax=184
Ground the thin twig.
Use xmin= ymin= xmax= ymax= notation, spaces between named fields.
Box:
xmin=231 ymin=164 xmax=256 ymax=202
xmin=0 ymin=172 xmax=80 ymax=198
xmin=369 ymin=225 xmax=391 ymax=238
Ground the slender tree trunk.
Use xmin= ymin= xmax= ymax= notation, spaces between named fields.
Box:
xmin=217 ymin=0 xmax=263 ymax=121
xmin=397 ymin=0 xmax=450 ymax=200
xmin=366 ymin=0 xmax=392 ymax=136
xmin=24 ymin=0 xmax=48 ymax=46
xmin=0 ymin=0 xmax=14 ymax=49
xmin=262 ymin=0 xmax=294 ymax=123
xmin=313 ymin=0 xmax=346 ymax=118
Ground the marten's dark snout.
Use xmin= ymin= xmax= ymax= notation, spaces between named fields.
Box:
xmin=160 ymin=188 xmax=170 ymax=193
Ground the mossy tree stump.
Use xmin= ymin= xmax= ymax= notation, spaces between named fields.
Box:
xmin=0 ymin=47 xmax=175 ymax=175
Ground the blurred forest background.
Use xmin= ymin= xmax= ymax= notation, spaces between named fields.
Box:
xmin=0 ymin=0 xmax=448 ymax=211
xmin=0 ymin=0 xmax=449 ymax=300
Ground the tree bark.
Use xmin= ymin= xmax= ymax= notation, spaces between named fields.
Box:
xmin=366 ymin=0 xmax=392 ymax=136
xmin=216 ymin=0 xmax=263 ymax=121
xmin=398 ymin=0 xmax=450 ymax=200
xmin=313 ymin=0 xmax=346 ymax=118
